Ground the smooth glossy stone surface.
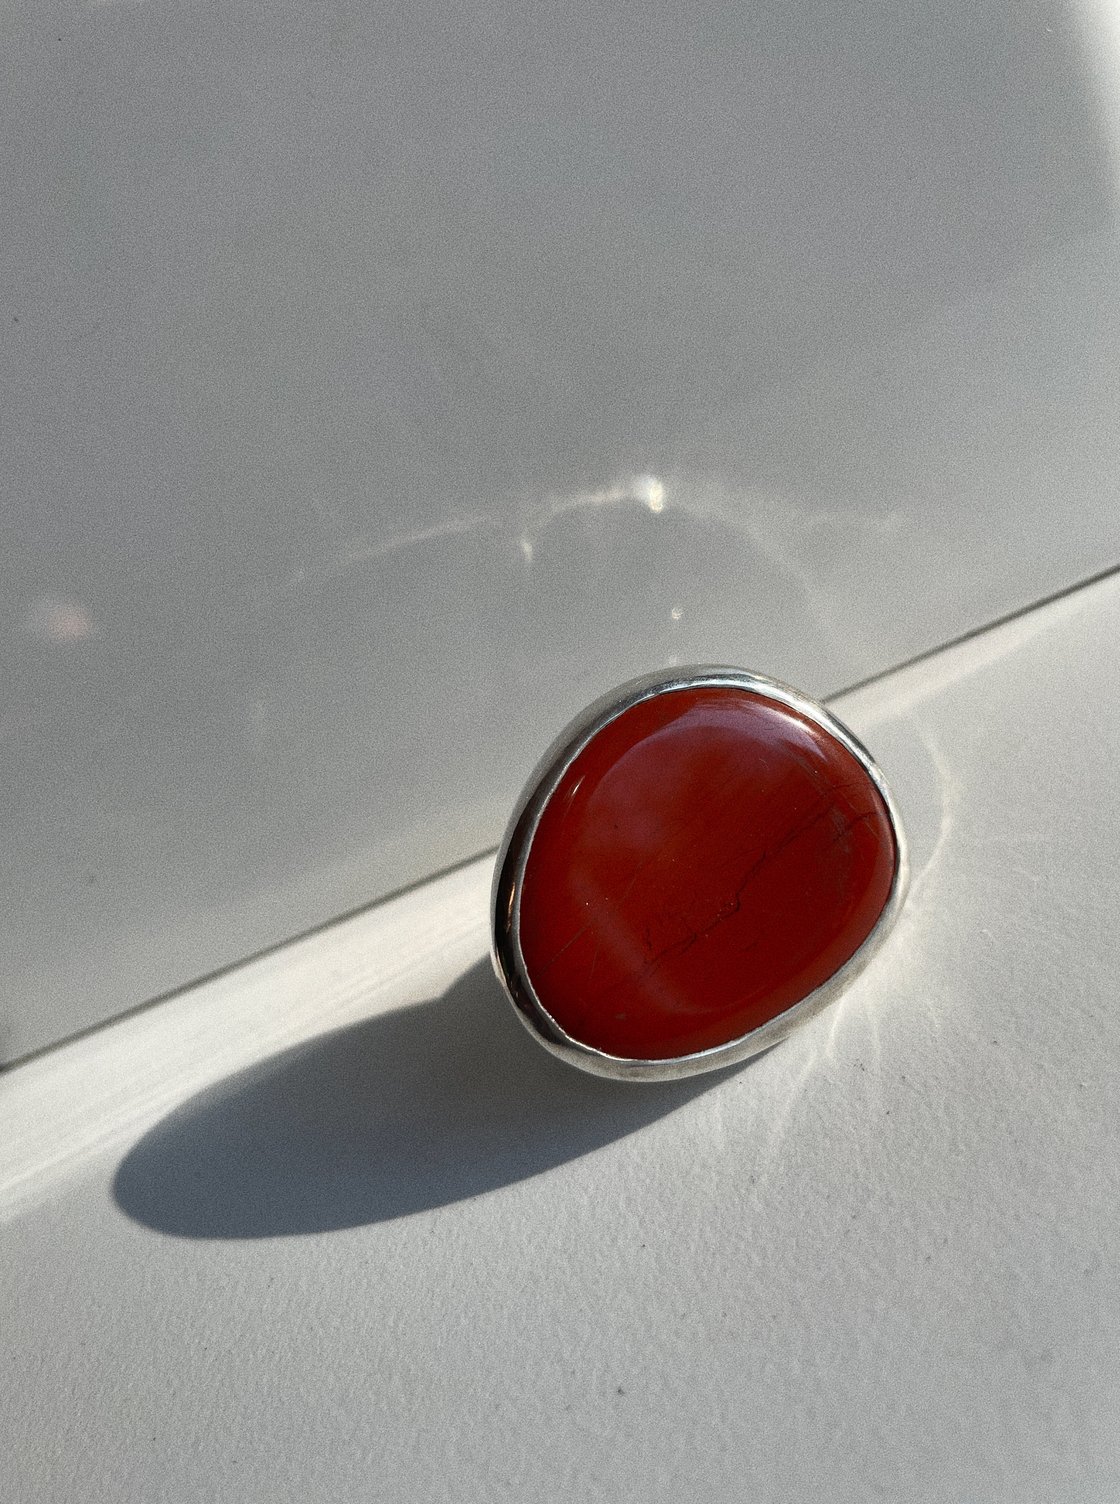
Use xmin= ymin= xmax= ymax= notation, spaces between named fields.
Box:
xmin=518 ymin=685 xmax=897 ymax=1060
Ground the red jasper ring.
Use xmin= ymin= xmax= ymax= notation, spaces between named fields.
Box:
xmin=491 ymin=667 xmax=907 ymax=1081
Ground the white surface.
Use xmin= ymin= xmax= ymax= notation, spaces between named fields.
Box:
xmin=6 ymin=0 xmax=1120 ymax=1059
xmin=4 ymin=573 xmax=1120 ymax=1502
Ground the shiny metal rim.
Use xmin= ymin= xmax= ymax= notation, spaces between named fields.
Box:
xmin=491 ymin=666 xmax=909 ymax=1082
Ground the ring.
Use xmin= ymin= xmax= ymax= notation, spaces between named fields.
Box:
xmin=491 ymin=666 xmax=907 ymax=1081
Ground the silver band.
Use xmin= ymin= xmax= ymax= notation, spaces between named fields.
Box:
xmin=491 ymin=666 xmax=909 ymax=1082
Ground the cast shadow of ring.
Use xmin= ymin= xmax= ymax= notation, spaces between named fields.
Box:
xmin=113 ymin=958 xmax=727 ymax=1238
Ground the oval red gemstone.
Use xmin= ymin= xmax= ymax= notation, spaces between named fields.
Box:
xmin=517 ymin=684 xmax=897 ymax=1060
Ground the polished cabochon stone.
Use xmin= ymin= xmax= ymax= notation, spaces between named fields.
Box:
xmin=515 ymin=684 xmax=898 ymax=1062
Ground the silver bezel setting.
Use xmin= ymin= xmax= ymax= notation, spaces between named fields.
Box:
xmin=491 ymin=666 xmax=909 ymax=1082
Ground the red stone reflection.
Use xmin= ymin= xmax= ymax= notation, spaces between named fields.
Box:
xmin=518 ymin=685 xmax=896 ymax=1060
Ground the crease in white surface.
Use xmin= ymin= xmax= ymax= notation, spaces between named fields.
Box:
xmin=836 ymin=567 xmax=1114 ymax=726
xmin=0 ymin=859 xmax=492 ymax=1224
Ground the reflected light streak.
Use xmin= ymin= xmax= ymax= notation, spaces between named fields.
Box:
xmin=1074 ymin=0 xmax=1120 ymax=179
